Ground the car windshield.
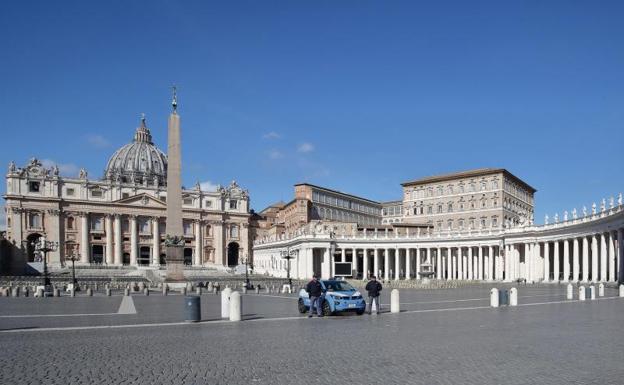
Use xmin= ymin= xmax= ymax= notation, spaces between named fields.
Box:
xmin=322 ymin=281 xmax=355 ymax=292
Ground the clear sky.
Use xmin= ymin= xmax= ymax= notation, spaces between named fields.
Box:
xmin=1 ymin=1 xmax=623 ymax=227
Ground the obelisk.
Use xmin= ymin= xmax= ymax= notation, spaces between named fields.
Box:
xmin=164 ymin=86 xmax=185 ymax=281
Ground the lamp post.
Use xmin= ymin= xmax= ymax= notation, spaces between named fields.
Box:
xmin=24 ymin=238 xmax=58 ymax=297
xmin=280 ymin=247 xmax=297 ymax=286
xmin=242 ymin=253 xmax=252 ymax=289
xmin=67 ymin=245 xmax=79 ymax=291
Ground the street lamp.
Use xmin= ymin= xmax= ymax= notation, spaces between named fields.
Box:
xmin=280 ymin=246 xmax=297 ymax=286
xmin=242 ymin=253 xmax=253 ymax=289
xmin=66 ymin=245 xmax=80 ymax=291
xmin=23 ymin=238 xmax=58 ymax=297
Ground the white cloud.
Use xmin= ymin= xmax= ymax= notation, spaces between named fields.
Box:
xmin=262 ymin=131 xmax=281 ymax=140
xmin=268 ymin=149 xmax=284 ymax=160
xmin=40 ymin=159 xmax=80 ymax=177
xmin=297 ymin=142 xmax=315 ymax=153
xmin=199 ymin=180 xmax=218 ymax=192
xmin=86 ymin=134 xmax=111 ymax=148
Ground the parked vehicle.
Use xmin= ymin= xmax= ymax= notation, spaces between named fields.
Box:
xmin=298 ymin=280 xmax=366 ymax=316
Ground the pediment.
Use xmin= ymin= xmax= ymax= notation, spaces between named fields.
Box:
xmin=113 ymin=193 xmax=166 ymax=208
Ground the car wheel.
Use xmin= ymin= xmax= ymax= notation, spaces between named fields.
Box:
xmin=298 ymin=299 xmax=307 ymax=314
xmin=322 ymin=300 xmax=333 ymax=316
xmin=356 ymin=309 xmax=364 ymax=315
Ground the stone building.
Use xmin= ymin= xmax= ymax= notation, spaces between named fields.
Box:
xmin=3 ymin=114 xmax=252 ymax=269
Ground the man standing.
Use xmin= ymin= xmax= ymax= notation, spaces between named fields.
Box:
xmin=365 ymin=275 xmax=382 ymax=314
xmin=305 ymin=274 xmax=323 ymax=318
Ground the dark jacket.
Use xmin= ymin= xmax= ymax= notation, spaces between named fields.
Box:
xmin=365 ymin=280 xmax=382 ymax=297
xmin=306 ymin=279 xmax=323 ymax=297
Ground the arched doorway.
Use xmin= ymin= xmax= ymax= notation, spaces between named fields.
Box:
xmin=92 ymin=245 xmax=104 ymax=264
xmin=183 ymin=248 xmax=193 ymax=265
xmin=227 ymin=242 xmax=239 ymax=267
xmin=122 ymin=253 xmax=130 ymax=265
xmin=138 ymin=247 xmax=150 ymax=266
xmin=25 ymin=233 xmax=42 ymax=262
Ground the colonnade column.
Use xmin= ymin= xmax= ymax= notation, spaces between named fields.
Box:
xmin=525 ymin=243 xmax=531 ymax=282
xmin=572 ymin=238 xmax=579 ymax=282
xmin=618 ymin=228 xmax=624 ymax=284
xmin=105 ymin=214 xmax=113 ymax=265
xmin=553 ymin=241 xmax=560 ymax=282
xmin=467 ymin=246 xmax=473 ymax=280
xmin=457 ymin=247 xmax=463 ymax=280
xmin=477 ymin=246 xmax=483 ymax=280
xmin=394 ymin=248 xmax=400 ymax=280
xmin=374 ymin=249 xmax=380 ymax=279
xmin=563 ymin=239 xmax=570 ymax=282
xmin=362 ymin=249 xmax=369 ymax=278
xmin=113 ymin=214 xmax=122 ymax=265
xmin=415 ymin=248 xmax=421 ymax=278
xmin=494 ymin=246 xmax=500 ymax=280
xmin=582 ymin=236 xmax=589 ymax=282
xmin=487 ymin=246 xmax=493 ymax=281
xmin=80 ymin=213 xmax=89 ymax=263
xmin=129 ymin=215 xmax=137 ymax=266
xmin=194 ymin=221 xmax=202 ymax=266
xmin=446 ymin=248 xmax=452 ymax=280
xmin=384 ymin=248 xmax=390 ymax=280
xmin=436 ymin=247 xmax=442 ymax=279
xmin=591 ymin=235 xmax=598 ymax=282
xmin=600 ymin=233 xmax=607 ymax=282
xmin=152 ymin=217 xmax=160 ymax=266
xmin=608 ymin=232 xmax=615 ymax=282
xmin=405 ymin=249 xmax=411 ymax=280
xmin=352 ymin=248 xmax=358 ymax=277
xmin=543 ymin=242 xmax=550 ymax=282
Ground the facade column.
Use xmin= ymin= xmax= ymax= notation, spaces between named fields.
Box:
xmin=129 ymin=215 xmax=138 ymax=266
xmin=591 ymin=234 xmax=598 ymax=282
xmin=384 ymin=248 xmax=390 ymax=280
xmin=563 ymin=239 xmax=570 ymax=282
xmin=415 ymin=248 xmax=421 ymax=278
xmin=494 ymin=246 xmax=500 ymax=280
xmin=572 ymin=238 xmax=579 ymax=282
xmin=582 ymin=236 xmax=589 ymax=282
xmin=553 ymin=241 xmax=560 ymax=282
xmin=524 ymin=243 xmax=531 ymax=281
xmin=467 ymin=246 xmax=473 ymax=280
xmin=80 ymin=212 xmax=89 ymax=263
xmin=447 ymin=248 xmax=452 ymax=280
xmin=152 ymin=217 xmax=160 ymax=266
xmin=457 ymin=247 xmax=463 ymax=280
xmin=395 ymin=248 xmax=400 ymax=280
xmin=600 ymin=233 xmax=607 ymax=282
xmin=105 ymin=214 xmax=113 ymax=265
xmin=436 ymin=247 xmax=442 ymax=279
xmin=194 ymin=220 xmax=202 ymax=266
xmin=113 ymin=214 xmax=122 ymax=265
xmin=374 ymin=249 xmax=380 ymax=279
xmin=608 ymin=231 xmax=616 ymax=282
xmin=487 ymin=246 xmax=493 ymax=281
xmin=363 ymin=249 xmax=369 ymax=278
xmin=543 ymin=242 xmax=550 ymax=282
xmin=352 ymin=248 xmax=358 ymax=277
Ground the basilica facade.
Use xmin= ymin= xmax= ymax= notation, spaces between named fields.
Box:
xmin=3 ymin=116 xmax=252 ymax=270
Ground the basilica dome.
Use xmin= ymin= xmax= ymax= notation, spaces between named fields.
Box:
xmin=104 ymin=116 xmax=168 ymax=186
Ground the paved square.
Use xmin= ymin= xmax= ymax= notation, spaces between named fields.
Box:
xmin=1 ymin=285 xmax=622 ymax=384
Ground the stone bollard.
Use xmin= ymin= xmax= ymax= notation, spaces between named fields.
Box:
xmin=589 ymin=285 xmax=596 ymax=300
xmin=229 ymin=291 xmax=242 ymax=322
xmin=70 ymin=288 xmax=75 ymax=297
xmin=163 ymin=285 xmax=168 ymax=296
xmin=124 ymin=288 xmax=130 ymax=296
xmin=54 ymin=288 xmax=61 ymax=297
xmin=36 ymin=287 xmax=44 ymax=298
xmin=598 ymin=283 xmax=604 ymax=297
xmin=144 ymin=288 xmax=149 ymax=296
xmin=255 ymin=286 xmax=260 ymax=294
xmin=620 ymin=285 xmax=624 ymax=298
xmin=106 ymin=288 xmax=111 ymax=296
xmin=242 ymin=287 xmax=247 ymax=294
xmin=509 ymin=287 xmax=518 ymax=306
xmin=390 ymin=289 xmax=400 ymax=313
xmin=87 ymin=288 xmax=93 ymax=297
xmin=11 ymin=287 xmax=19 ymax=298
xmin=490 ymin=288 xmax=499 ymax=308
xmin=221 ymin=287 xmax=232 ymax=318
xmin=579 ymin=286 xmax=586 ymax=301
xmin=566 ymin=283 xmax=573 ymax=300
xmin=196 ymin=287 xmax=202 ymax=296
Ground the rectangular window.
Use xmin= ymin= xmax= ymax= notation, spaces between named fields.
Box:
xmin=66 ymin=188 xmax=75 ymax=196
xmin=91 ymin=216 xmax=104 ymax=231
xmin=122 ymin=193 xmax=130 ymax=199
xmin=91 ymin=189 xmax=103 ymax=198
xmin=29 ymin=213 xmax=41 ymax=228
xmin=229 ymin=199 xmax=238 ymax=209
xmin=205 ymin=200 xmax=212 ymax=207
xmin=492 ymin=217 xmax=498 ymax=227
xmin=183 ymin=197 xmax=193 ymax=206
xmin=29 ymin=181 xmax=40 ymax=192
xmin=183 ymin=221 xmax=193 ymax=236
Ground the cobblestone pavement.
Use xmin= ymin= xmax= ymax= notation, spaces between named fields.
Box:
xmin=0 ymin=285 xmax=622 ymax=384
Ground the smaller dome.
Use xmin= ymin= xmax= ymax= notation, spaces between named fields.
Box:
xmin=104 ymin=116 xmax=168 ymax=186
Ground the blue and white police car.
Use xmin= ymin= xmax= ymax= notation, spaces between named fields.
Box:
xmin=298 ymin=279 xmax=366 ymax=316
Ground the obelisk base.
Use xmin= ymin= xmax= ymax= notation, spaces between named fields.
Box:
xmin=165 ymin=245 xmax=185 ymax=282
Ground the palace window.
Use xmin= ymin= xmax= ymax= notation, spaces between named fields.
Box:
xmin=447 ymin=203 xmax=453 ymax=212
xmin=481 ymin=182 xmax=487 ymax=191
xmin=230 ymin=225 xmax=239 ymax=238
xmin=469 ymin=219 xmax=475 ymax=229
xmin=139 ymin=218 xmax=150 ymax=234
xmin=122 ymin=220 xmax=129 ymax=233
xmin=66 ymin=188 xmax=75 ymax=196
xmin=205 ymin=200 xmax=212 ymax=207
xmin=437 ymin=205 xmax=443 ymax=214
xmin=29 ymin=212 xmax=42 ymax=229
xmin=67 ymin=217 xmax=74 ymax=230
xmin=493 ymin=180 xmax=499 ymax=189
xmin=91 ymin=216 xmax=104 ymax=231
xmin=459 ymin=185 xmax=465 ymax=193
xmin=458 ymin=219 xmax=464 ymax=229
xmin=183 ymin=221 xmax=193 ymax=236
xmin=448 ymin=185 xmax=454 ymax=194
xmin=481 ymin=200 xmax=486 ymax=208
xmin=183 ymin=197 xmax=193 ymax=206
xmin=480 ymin=218 xmax=486 ymax=228
xmin=91 ymin=189 xmax=103 ymax=198
xmin=29 ymin=181 xmax=40 ymax=193
xmin=460 ymin=203 xmax=464 ymax=211
xmin=122 ymin=193 xmax=130 ymax=199
xmin=229 ymin=200 xmax=238 ymax=210
xmin=447 ymin=220 xmax=453 ymax=230
xmin=427 ymin=206 xmax=433 ymax=214
xmin=492 ymin=217 xmax=498 ymax=227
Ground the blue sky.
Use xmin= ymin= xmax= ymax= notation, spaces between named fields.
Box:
xmin=1 ymin=1 xmax=623 ymax=225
